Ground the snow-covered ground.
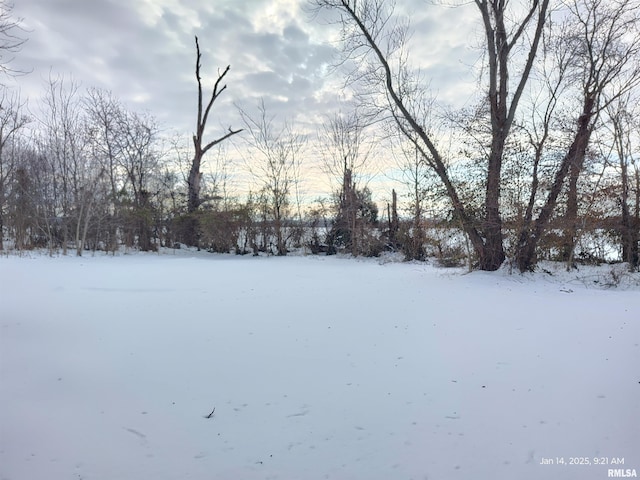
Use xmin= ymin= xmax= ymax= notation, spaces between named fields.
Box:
xmin=1 ymin=251 xmax=639 ymax=480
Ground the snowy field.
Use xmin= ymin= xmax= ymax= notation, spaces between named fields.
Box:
xmin=1 ymin=251 xmax=639 ymax=480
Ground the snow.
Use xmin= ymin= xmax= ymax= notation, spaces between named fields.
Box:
xmin=1 ymin=251 xmax=639 ymax=480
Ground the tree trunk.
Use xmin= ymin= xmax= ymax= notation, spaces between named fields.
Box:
xmin=389 ymin=188 xmax=399 ymax=246
xmin=483 ymin=148 xmax=506 ymax=270
xmin=560 ymin=159 xmax=582 ymax=267
xmin=187 ymin=149 xmax=202 ymax=214
xmin=621 ymin=157 xmax=640 ymax=268
xmin=75 ymin=199 xmax=84 ymax=256
xmin=631 ymin=168 xmax=640 ymax=269
xmin=515 ymin=97 xmax=594 ymax=272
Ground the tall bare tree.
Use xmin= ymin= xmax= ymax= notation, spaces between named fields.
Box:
xmin=38 ymin=74 xmax=88 ymax=254
xmin=83 ymin=88 xmax=126 ymax=252
xmin=188 ymin=36 xmax=241 ymax=216
xmin=319 ymin=111 xmax=373 ymax=255
xmin=239 ymin=100 xmax=305 ymax=256
xmin=114 ymin=108 xmax=158 ymax=250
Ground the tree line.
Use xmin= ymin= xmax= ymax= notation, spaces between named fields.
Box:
xmin=0 ymin=0 xmax=638 ymax=272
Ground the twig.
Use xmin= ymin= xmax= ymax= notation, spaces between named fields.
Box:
xmin=204 ymin=407 xmax=216 ymax=419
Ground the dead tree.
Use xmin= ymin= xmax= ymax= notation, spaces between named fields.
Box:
xmin=188 ymin=36 xmax=241 ymax=218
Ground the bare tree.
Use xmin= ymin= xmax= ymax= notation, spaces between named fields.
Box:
xmin=0 ymin=88 xmax=28 ymax=249
xmin=12 ymin=160 xmax=32 ymax=249
xmin=319 ymin=111 xmax=374 ymax=255
xmin=114 ymin=108 xmax=160 ymax=251
xmin=72 ymin=162 xmax=105 ymax=255
xmin=310 ymin=0 xmax=549 ymax=270
xmin=476 ymin=0 xmax=550 ymax=269
xmin=239 ymin=100 xmax=305 ymax=255
xmin=506 ymin=18 xmax=572 ymax=265
xmin=83 ymin=88 xmax=126 ymax=252
xmin=84 ymin=88 xmax=164 ymax=252
xmin=393 ymin=141 xmax=430 ymax=260
xmin=37 ymin=74 xmax=87 ymax=254
xmin=188 ymin=36 xmax=241 ymax=216
xmin=514 ymin=0 xmax=640 ymax=271
xmin=320 ymin=111 xmax=369 ymax=185
xmin=607 ymin=95 xmax=639 ymax=268
xmin=0 ymin=1 xmax=27 ymax=79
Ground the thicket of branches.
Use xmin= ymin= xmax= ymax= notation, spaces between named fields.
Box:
xmin=308 ymin=0 xmax=640 ymax=271
xmin=0 ymin=0 xmax=638 ymax=271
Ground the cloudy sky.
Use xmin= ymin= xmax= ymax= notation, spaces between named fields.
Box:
xmin=9 ymin=0 xmax=481 ymax=199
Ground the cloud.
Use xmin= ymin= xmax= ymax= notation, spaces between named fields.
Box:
xmin=12 ymin=1 xmax=334 ymax=131
xmin=11 ymin=0 xmax=482 ymax=133
xmin=8 ymin=0 xmax=496 ymax=204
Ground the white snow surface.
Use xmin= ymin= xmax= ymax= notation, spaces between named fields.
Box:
xmin=1 ymin=251 xmax=639 ymax=480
